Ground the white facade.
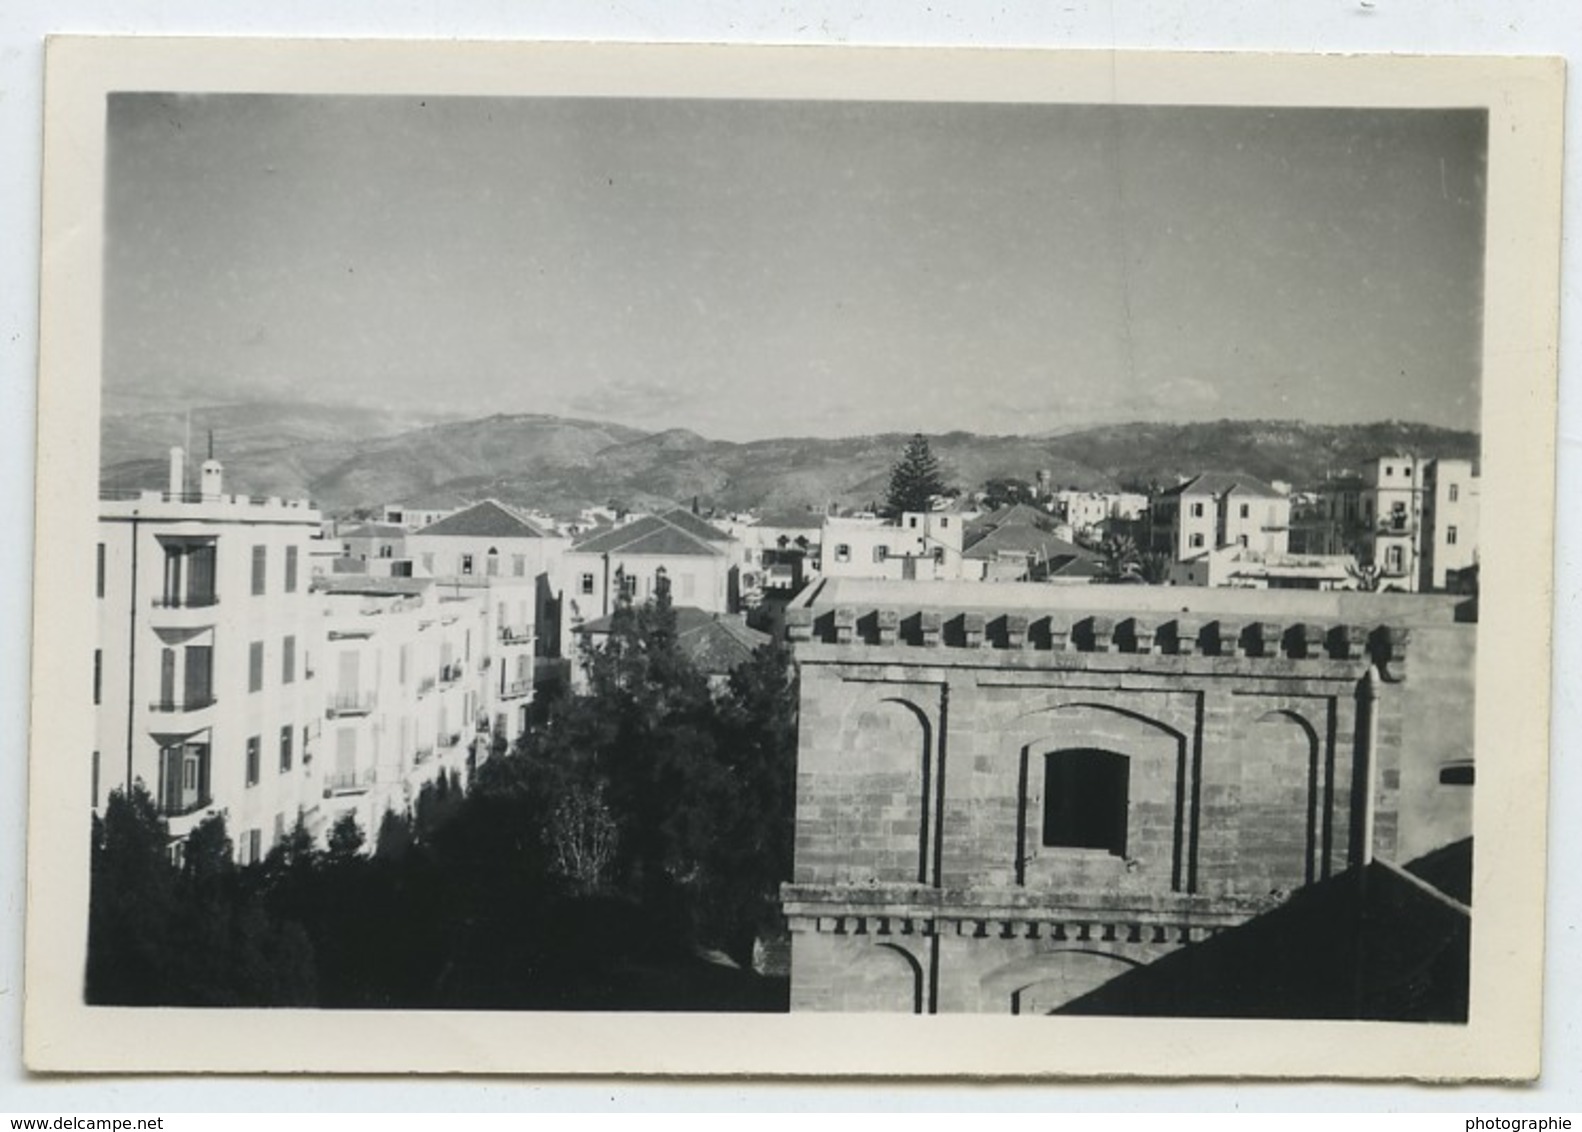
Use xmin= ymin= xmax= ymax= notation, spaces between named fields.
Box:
xmin=819 ymin=512 xmax=966 ymax=581
xmin=317 ymin=578 xmax=493 ymax=840
xmin=96 ymin=456 xmax=327 ymax=864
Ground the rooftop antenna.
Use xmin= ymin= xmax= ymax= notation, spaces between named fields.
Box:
xmin=208 ymin=429 xmax=215 ymax=461
xmin=183 ymin=410 xmax=192 ymax=494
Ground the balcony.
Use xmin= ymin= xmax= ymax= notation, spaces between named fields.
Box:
xmin=413 ymin=746 xmax=435 ymax=766
xmin=416 ymin=675 xmax=436 ymax=698
xmin=152 ymin=591 xmax=218 ymax=609
xmin=498 ymin=625 xmax=533 ymax=645
xmin=149 ymin=592 xmax=220 ymax=629
xmin=438 ymin=730 xmax=463 ymax=749
xmin=324 ymin=766 xmax=378 ymax=795
xmin=326 ymin=691 xmax=376 ymax=718
xmin=500 ymin=679 xmax=532 ymax=700
xmin=149 ymin=694 xmax=216 ymax=714
xmin=439 ymin=662 xmax=465 ymax=687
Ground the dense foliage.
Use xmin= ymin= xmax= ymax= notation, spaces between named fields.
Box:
xmin=884 ymin=433 xmax=948 ymax=517
xmin=86 ymin=594 xmax=799 ymax=1010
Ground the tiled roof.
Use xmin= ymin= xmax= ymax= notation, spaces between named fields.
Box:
xmin=413 ymin=499 xmax=551 ymax=539
xmin=572 ymin=514 xmax=726 ymax=558
xmin=339 ymin=522 xmax=407 ymax=539
xmin=577 ymin=606 xmax=769 ymax=674
xmin=1157 ymin=472 xmax=1284 ymax=500
xmin=963 ymin=523 xmax=1092 ymax=563
xmin=659 ymin=508 xmax=734 ymax=542
xmin=750 ymin=508 xmax=827 ymax=531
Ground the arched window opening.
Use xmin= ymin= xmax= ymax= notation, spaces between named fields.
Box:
xmin=1042 ymin=748 xmax=1129 ymax=856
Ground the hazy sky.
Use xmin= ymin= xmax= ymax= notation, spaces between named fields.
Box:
xmin=104 ymin=94 xmax=1485 ymax=441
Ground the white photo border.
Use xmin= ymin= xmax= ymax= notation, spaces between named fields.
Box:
xmin=26 ymin=37 xmax=1564 ymax=1079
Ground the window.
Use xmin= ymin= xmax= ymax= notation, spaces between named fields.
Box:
xmin=243 ymin=829 xmax=262 ymax=865
xmin=908 ymin=516 xmax=918 ymax=529
xmin=1386 ymin=546 xmax=1404 ymax=572
xmin=1238 ymin=535 xmax=1249 ymax=547
xmin=251 ymin=545 xmax=267 ymax=595
xmin=939 ymin=517 xmax=949 ymax=529
xmin=1447 ymin=525 xmax=1459 ymax=546
xmin=461 ymin=553 xmax=474 ymax=576
xmin=513 ymin=554 xmax=526 ymax=577
xmin=96 ymin=543 xmax=105 ymax=598
xmin=282 ymin=635 xmax=296 ymax=684
xmin=378 ymin=544 xmax=393 ymax=559
xmin=873 ymin=546 xmax=888 ymax=563
xmin=619 ymin=573 xmax=638 ymax=599
xmin=421 ymin=553 xmax=435 ymax=573
xmin=246 ymin=736 xmax=261 ymax=787
xmin=1439 ymin=762 xmax=1474 ymax=786
xmin=93 ymin=648 xmax=101 ymax=705
xmin=285 ymin=545 xmax=299 ymax=592
xmin=1239 ymin=503 xmax=1250 ymax=519
xmin=580 ymin=573 xmax=595 ymax=595
xmin=486 ymin=548 xmax=500 ymax=576
xmin=92 ymin=750 xmax=100 ymax=808
xmin=1449 ymin=483 xmax=1460 ymax=503
xmin=249 ymin=641 xmax=265 ymax=693
xmin=279 ymin=725 xmax=293 ymax=772
xmin=835 ymin=543 xmax=851 ymax=563
xmin=933 ymin=547 xmax=945 ymax=565
xmin=1190 ymin=533 xmax=1205 ymax=549
xmin=1385 ymin=466 xmax=1393 ymax=477
xmin=654 ymin=567 xmax=670 ymax=597
xmin=1042 ymin=749 xmax=1129 ymax=856
xmin=1190 ymin=502 xmax=1204 ymax=518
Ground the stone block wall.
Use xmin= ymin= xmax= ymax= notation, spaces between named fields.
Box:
xmin=783 ymin=590 xmax=1474 ymax=1014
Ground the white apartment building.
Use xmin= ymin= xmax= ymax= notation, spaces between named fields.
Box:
xmin=1149 ymin=473 xmax=1292 ymax=562
xmin=563 ymin=510 xmax=738 ymax=632
xmin=1051 ymin=490 xmax=1149 ymax=537
xmin=405 ymin=499 xmax=571 ymax=667
xmin=316 ymin=575 xmax=491 ymax=840
xmin=1354 ymin=456 xmax=1479 ymax=593
xmin=96 ymin=450 xmax=327 ymax=864
xmin=819 ymin=512 xmax=966 ymax=581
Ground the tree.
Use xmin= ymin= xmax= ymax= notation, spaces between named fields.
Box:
xmin=885 ymin=434 xmax=946 ymax=517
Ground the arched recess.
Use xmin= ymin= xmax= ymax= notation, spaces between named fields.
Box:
xmin=823 ymin=694 xmax=933 ymax=885
xmin=1012 ymin=703 xmax=1188 ymax=892
xmin=1241 ymin=707 xmax=1323 ymax=891
xmin=982 ymin=950 xmax=1143 ymax=1015
xmin=844 ymin=941 xmax=926 ymax=1014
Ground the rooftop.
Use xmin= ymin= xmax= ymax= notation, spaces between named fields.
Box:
xmin=572 ymin=513 xmax=728 ymax=558
xmin=1157 ymin=472 xmax=1285 ymax=500
xmin=413 ymin=499 xmax=553 ymax=539
xmin=577 ymin=605 xmax=770 ymax=674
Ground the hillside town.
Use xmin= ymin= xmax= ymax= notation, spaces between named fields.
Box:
xmin=89 ymin=432 xmax=1478 ymax=1016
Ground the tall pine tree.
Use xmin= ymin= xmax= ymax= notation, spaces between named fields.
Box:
xmin=885 ymin=433 xmax=946 ymax=516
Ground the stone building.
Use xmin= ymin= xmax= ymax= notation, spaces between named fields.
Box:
xmin=780 ymin=578 xmax=1474 ymax=1015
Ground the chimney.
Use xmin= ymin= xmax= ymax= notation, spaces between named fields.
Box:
xmin=201 ymin=458 xmax=223 ymax=499
xmin=168 ymin=447 xmax=186 ymax=497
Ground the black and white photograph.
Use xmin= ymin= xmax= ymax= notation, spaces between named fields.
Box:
xmin=23 ymin=39 xmax=1562 ymax=1078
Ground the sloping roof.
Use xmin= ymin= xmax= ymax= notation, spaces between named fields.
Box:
xmin=964 ymin=522 xmax=1093 ymax=563
xmin=659 ymin=508 xmax=734 ymax=542
xmin=751 ymin=508 xmax=827 ymax=531
xmin=571 ymin=514 xmax=726 ymax=558
xmin=1158 ymin=472 xmax=1284 ymax=500
xmin=413 ymin=499 xmax=551 ymax=539
xmin=339 ymin=522 xmax=407 ymax=539
xmin=577 ymin=606 xmax=769 ymax=674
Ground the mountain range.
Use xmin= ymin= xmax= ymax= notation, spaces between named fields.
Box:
xmin=100 ymin=402 xmax=1481 ymax=518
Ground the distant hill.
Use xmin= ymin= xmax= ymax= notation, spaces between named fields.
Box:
xmin=100 ymin=402 xmax=1480 ymax=517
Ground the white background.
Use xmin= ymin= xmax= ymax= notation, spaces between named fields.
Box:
xmin=1 ymin=1 xmax=1577 ymax=1113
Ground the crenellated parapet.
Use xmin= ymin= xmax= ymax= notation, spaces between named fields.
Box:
xmin=786 ymin=603 xmax=1411 ymax=668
